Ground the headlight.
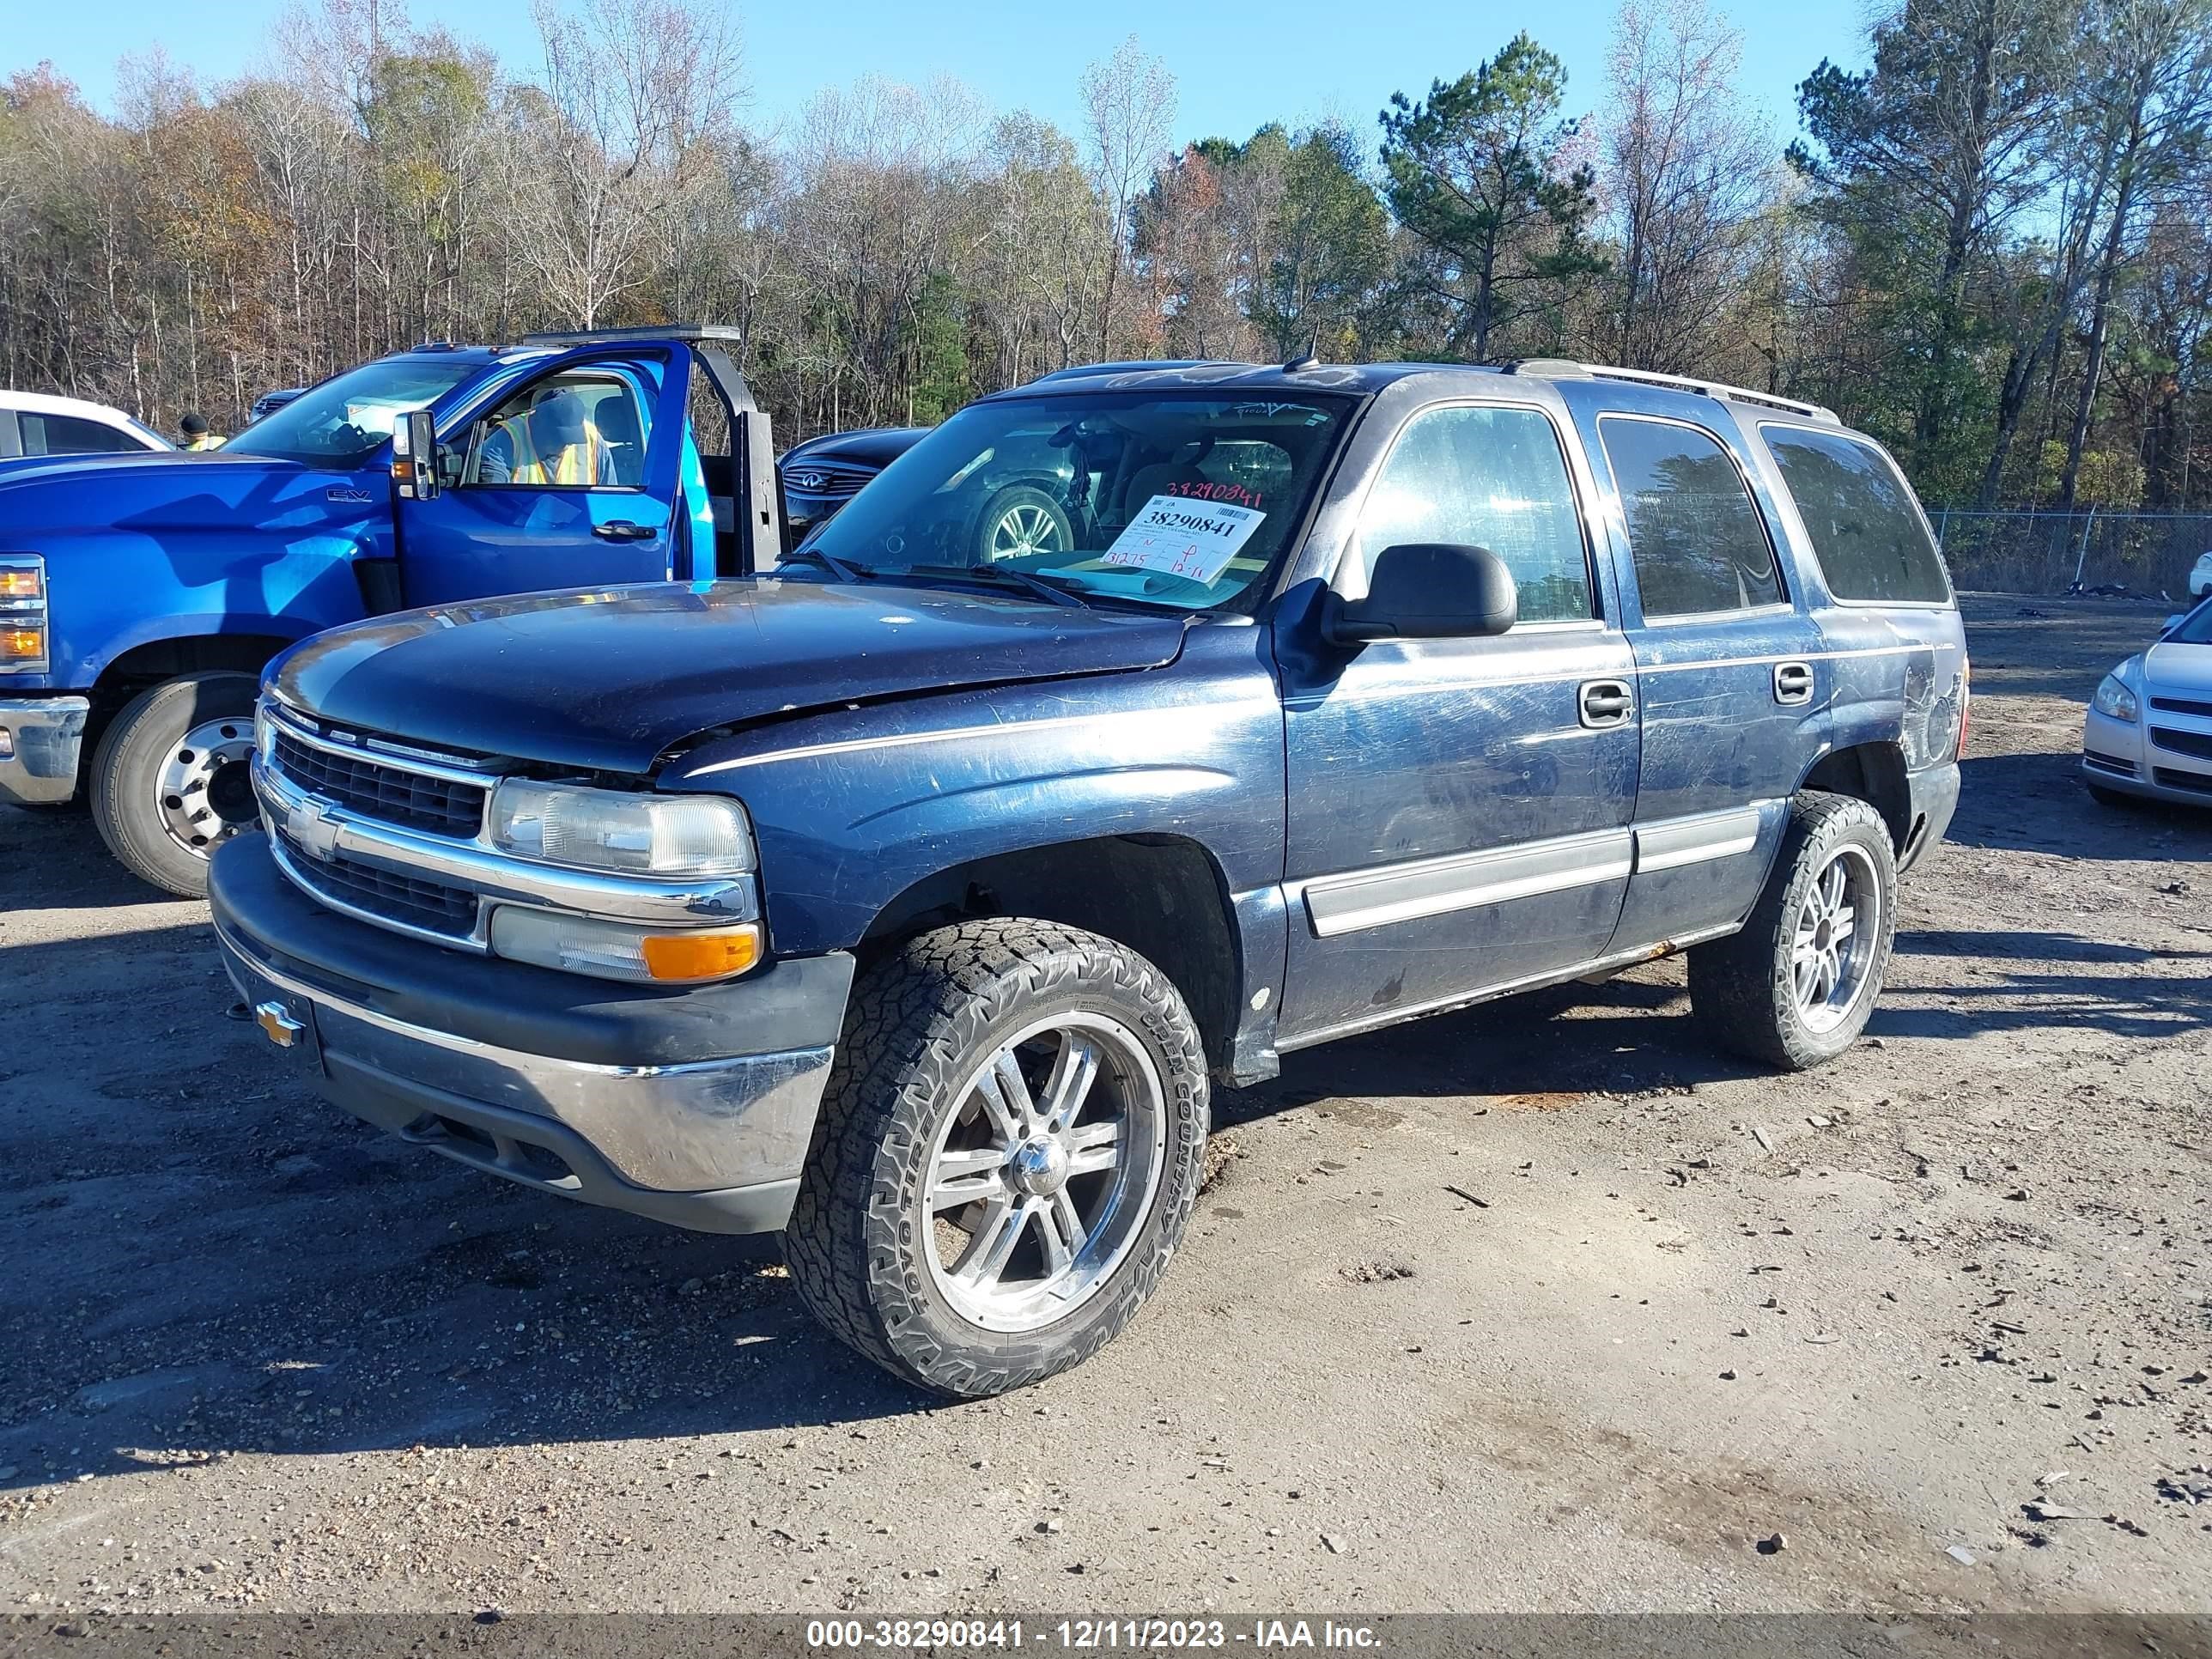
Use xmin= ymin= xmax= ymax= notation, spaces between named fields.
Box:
xmin=2092 ymin=672 xmax=2138 ymax=723
xmin=488 ymin=781 xmax=755 ymax=877
xmin=0 ymin=555 xmax=49 ymax=674
xmin=489 ymin=906 xmax=762 ymax=984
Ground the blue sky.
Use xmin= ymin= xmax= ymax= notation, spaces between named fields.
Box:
xmin=13 ymin=0 xmax=1869 ymax=150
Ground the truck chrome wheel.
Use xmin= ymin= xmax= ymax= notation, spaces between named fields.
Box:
xmin=1791 ymin=844 xmax=1881 ymax=1034
xmin=922 ymin=1012 xmax=1168 ymax=1333
xmin=156 ymin=714 xmax=258 ymax=854
xmin=1692 ymin=792 xmax=1899 ymax=1072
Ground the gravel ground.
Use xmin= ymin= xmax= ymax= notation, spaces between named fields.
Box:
xmin=0 ymin=594 xmax=2206 ymax=1617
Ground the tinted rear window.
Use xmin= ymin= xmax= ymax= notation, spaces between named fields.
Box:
xmin=1599 ymin=416 xmax=1784 ymax=617
xmin=22 ymin=412 xmax=140 ymax=454
xmin=1763 ymin=426 xmax=1951 ymax=605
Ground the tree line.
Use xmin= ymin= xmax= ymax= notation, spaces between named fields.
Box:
xmin=2 ymin=0 xmax=2209 ymax=513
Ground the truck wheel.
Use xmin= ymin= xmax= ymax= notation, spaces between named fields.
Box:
xmin=89 ymin=672 xmax=261 ymax=897
xmin=1687 ymin=792 xmax=1898 ymax=1071
xmin=785 ymin=919 xmax=1209 ymax=1397
xmin=975 ymin=486 xmax=1072 ymax=562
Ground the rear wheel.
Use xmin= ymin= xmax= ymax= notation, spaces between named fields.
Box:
xmin=1689 ymin=793 xmax=1898 ymax=1071
xmin=784 ymin=919 xmax=1208 ymax=1397
xmin=89 ymin=672 xmax=261 ymax=896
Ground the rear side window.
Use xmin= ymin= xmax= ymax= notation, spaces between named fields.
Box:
xmin=1358 ymin=404 xmax=1592 ymax=623
xmin=1600 ymin=417 xmax=1783 ymax=617
xmin=1762 ymin=426 xmax=1951 ymax=604
xmin=21 ymin=412 xmax=139 ymax=455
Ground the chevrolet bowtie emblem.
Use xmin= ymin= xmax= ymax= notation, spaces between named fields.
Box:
xmin=286 ymin=793 xmax=342 ymax=861
xmin=254 ymin=1001 xmax=304 ymax=1048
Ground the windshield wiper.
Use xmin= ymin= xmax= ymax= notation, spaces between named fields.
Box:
xmin=775 ymin=545 xmax=872 ymax=582
xmin=899 ymin=562 xmax=1091 ymax=609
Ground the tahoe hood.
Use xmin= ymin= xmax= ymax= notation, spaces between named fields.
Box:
xmin=273 ymin=578 xmax=1191 ymax=774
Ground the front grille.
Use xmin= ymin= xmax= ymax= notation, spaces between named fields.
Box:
xmin=2150 ymin=696 xmax=2212 ymax=720
xmin=2153 ymin=767 xmax=2212 ymax=796
xmin=2150 ymin=726 xmax=2212 ymax=763
xmin=277 ymin=828 xmax=480 ymax=939
xmin=781 ymin=459 xmax=875 ymax=498
xmin=272 ymin=729 xmax=485 ymax=838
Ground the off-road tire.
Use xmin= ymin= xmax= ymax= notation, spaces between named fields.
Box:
xmin=89 ymin=671 xmax=259 ymax=896
xmin=784 ymin=919 xmax=1210 ymax=1397
xmin=1688 ymin=791 xmax=1899 ymax=1071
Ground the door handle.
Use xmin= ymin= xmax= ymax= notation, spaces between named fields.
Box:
xmin=1773 ymin=660 xmax=1815 ymax=706
xmin=593 ymin=520 xmax=655 ymax=542
xmin=1579 ymin=678 xmax=1634 ymax=729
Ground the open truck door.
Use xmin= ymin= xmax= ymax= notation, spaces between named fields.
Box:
xmin=391 ymin=325 xmax=781 ymax=607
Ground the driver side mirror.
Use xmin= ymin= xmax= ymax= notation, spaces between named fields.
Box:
xmin=392 ymin=408 xmax=441 ymax=501
xmin=1322 ymin=543 xmax=1518 ymax=646
xmin=2164 ymin=614 xmax=2185 ymax=635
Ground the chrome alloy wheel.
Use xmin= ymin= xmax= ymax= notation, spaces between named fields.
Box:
xmin=986 ymin=501 xmax=1066 ymax=561
xmin=155 ymin=714 xmax=258 ymax=855
xmin=921 ymin=1012 xmax=1168 ymax=1333
xmin=1791 ymin=844 xmax=1882 ymax=1034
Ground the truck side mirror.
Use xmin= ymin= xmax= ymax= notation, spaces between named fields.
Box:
xmin=1322 ymin=544 xmax=1518 ymax=646
xmin=392 ymin=409 xmax=441 ymax=501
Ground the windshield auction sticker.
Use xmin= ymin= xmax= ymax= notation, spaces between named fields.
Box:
xmin=1100 ymin=495 xmax=1266 ymax=585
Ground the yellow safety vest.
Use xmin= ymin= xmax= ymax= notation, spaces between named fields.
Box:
xmin=184 ymin=434 xmax=226 ymax=451
xmin=501 ymin=416 xmax=605 ymax=486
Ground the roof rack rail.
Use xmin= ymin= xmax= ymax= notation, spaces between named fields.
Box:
xmin=1505 ymin=359 xmax=1839 ymax=424
xmin=520 ymin=323 xmax=744 ymax=347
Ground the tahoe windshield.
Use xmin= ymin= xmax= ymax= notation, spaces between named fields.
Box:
xmin=799 ymin=391 xmax=1349 ymax=611
xmin=228 ymin=357 xmax=479 ymax=466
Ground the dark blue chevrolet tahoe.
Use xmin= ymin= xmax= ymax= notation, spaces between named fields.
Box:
xmin=209 ymin=358 xmax=1967 ymax=1396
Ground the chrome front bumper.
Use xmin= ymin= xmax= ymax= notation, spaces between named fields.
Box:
xmin=0 ymin=696 xmax=88 ymax=806
xmin=210 ymin=837 xmax=853 ymax=1236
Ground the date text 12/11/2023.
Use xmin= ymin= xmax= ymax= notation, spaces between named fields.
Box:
xmin=803 ymin=1618 xmax=1382 ymax=1650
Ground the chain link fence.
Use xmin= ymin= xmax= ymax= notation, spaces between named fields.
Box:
xmin=1931 ymin=508 xmax=2212 ymax=599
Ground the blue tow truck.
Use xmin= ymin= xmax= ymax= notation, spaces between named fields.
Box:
xmin=0 ymin=326 xmax=781 ymax=894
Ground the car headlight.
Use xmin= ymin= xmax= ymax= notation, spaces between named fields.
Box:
xmin=0 ymin=555 xmax=49 ymax=674
xmin=2092 ymin=671 xmax=2138 ymax=723
xmin=488 ymin=781 xmax=756 ymax=877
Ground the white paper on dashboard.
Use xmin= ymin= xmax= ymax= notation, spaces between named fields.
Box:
xmin=1098 ymin=495 xmax=1267 ymax=586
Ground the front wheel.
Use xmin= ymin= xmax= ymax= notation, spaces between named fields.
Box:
xmin=1688 ymin=793 xmax=1899 ymax=1071
xmin=784 ymin=919 xmax=1209 ymax=1397
xmin=975 ymin=485 xmax=1073 ymax=562
xmin=89 ymin=672 xmax=261 ymax=896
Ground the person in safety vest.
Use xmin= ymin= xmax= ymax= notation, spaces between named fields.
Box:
xmin=179 ymin=412 xmax=226 ymax=451
xmin=477 ymin=390 xmax=615 ymax=485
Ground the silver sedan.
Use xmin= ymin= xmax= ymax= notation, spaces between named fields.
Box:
xmin=2083 ymin=596 xmax=2212 ymax=807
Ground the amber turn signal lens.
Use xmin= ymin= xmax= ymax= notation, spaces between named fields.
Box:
xmin=640 ymin=925 xmax=762 ymax=982
xmin=0 ymin=626 xmax=44 ymax=661
xmin=0 ymin=569 xmax=39 ymax=599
